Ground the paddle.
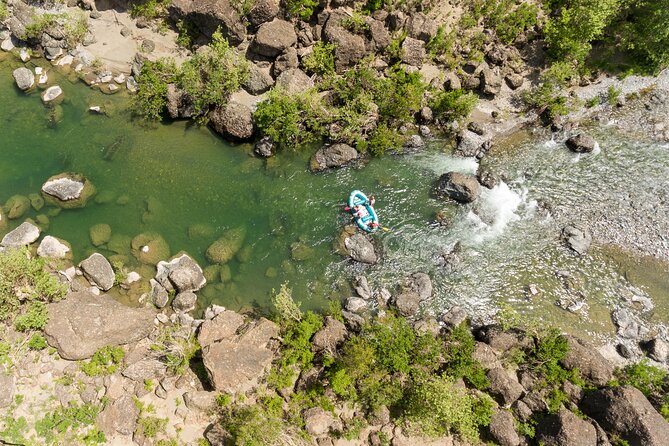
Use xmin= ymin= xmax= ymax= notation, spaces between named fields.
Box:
xmin=381 ymin=226 xmax=391 ymax=232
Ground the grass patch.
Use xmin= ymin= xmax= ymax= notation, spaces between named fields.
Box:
xmin=80 ymin=346 xmax=125 ymax=377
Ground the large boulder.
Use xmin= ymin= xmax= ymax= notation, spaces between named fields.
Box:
xmin=401 ymin=37 xmax=426 ymax=67
xmin=247 ymin=0 xmax=279 ymax=26
xmin=252 ymin=19 xmax=297 ymax=57
xmin=405 ymin=272 xmax=432 ymax=300
xmin=243 ymin=63 xmax=274 ymax=95
xmin=310 ymin=143 xmax=359 ymax=171
xmin=581 ymin=386 xmax=669 ymax=446
xmin=37 ymin=235 xmax=71 ymax=259
xmin=80 ymin=253 xmax=115 ymax=291
xmin=562 ymin=224 xmax=592 ymax=256
xmin=456 ymin=130 xmax=488 ymax=157
xmin=165 ymin=84 xmax=196 ymax=119
xmin=206 ymin=227 xmax=246 ymax=264
xmin=566 ymin=134 xmax=597 ymax=153
xmin=559 ymin=335 xmax=614 ymax=386
xmin=97 ymin=395 xmax=140 ymax=436
xmin=480 ymin=67 xmax=503 ymax=96
xmin=643 ymin=337 xmax=669 ymax=363
xmin=488 ymin=409 xmax=520 ymax=446
xmin=435 ymin=172 xmax=481 ymax=203
xmin=199 ymin=313 xmax=278 ymax=393
xmin=41 ymin=173 xmax=95 ymax=208
xmin=41 ymin=85 xmax=63 ymax=103
xmin=169 ymin=0 xmax=246 ymax=45
xmin=275 ymin=68 xmax=313 ymax=95
xmin=406 ymin=13 xmax=438 ymax=42
xmin=344 ymin=233 xmax=377 ymax=264
xmin=156 ymin=253 xmax=207 ymax=293
xmin=303 ymin=407 xmax=338 ymax=436
xmin=13 ymin=67 xmax=35 ymax=90
xmin=536 ymin=408 xmax=597 ymax=446
xmin=172 ymin=291 xmax=197 ymax=312
xmin=312 ymin=316 xmax=347 ymax=352
xmin=5 ymin=195 xmax=31 ymax=219
xmin=44 ymin=291 xmax=156 ymax=360
xmin=209 ymin=102 xmax=254 ymax=141
xmin=487 ymin=368 xmax=524 ymax=406
xmin=1 ymin=222 xmax=40 ymax=248
xmin=323 ymin=15 xmax=367 ymax=73
xmin=394 ymin=291 xmax=421 ymax=317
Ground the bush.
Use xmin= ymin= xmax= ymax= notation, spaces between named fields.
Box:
xmin=302 ymin=41 xmax=336 ymax=77
xmin=271 ymin=282 xmax=303 ymax=323
xmin=221 ymin=403 xmax=285 ymax=445
xmin=23 ymin=13 xmax=61 ymax=40
xmin=14 ymin=301 xmax=49 ymax=332
xmin=133 ymin=58 xmax=177 ymax=121
xmin=443 ymin=325 xmax=489 ymax=390
xmin=0 ymin=0 xmax=8 ymax=21
xmin=430 ymin=89 xmax=478 ymax=123
xmin=129 ymin=0 xmax=170 ymax=19
xmin=618 ymin=0 xmax=669 ymax=71
xmin=615 ymin=360 xmax=667 ymax=397
xmin=341 ymin=13 xmax=369 ymax=34
xmin=426 ymin=26 xmax=456 ymax=66
xmin=35 ymin=403 xmax=103 ymax=445
xmin=0 ymin=248 xmax=66 ymax=324
xmin=404 ymin=375 xmax=493 ymax=441
xmin=80 ymin=346 xmax=125 ymax=377
xmin=285 ymin=0 xmax=319 ymax=21
xmin=374 ymin=67 xmax=426 ymax=124
xmin=28 ymin=333 xmax=48 ymax=350
xmin=366 ymin=123 xmax=405 ymax=156
xmin=150 ymin=326 xmax=201 ymax=374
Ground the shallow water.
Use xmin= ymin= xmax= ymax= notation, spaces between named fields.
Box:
xmin=1 ymin=56 xmax=667 ymax=338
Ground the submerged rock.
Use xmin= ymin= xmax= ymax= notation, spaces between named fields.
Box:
xmin=1 ymin=222 xmax=40 ymax=248
xmin=310 ymin=143 xmax=359 ymax=172
xmin=131 ymin=232 xmax=170 ymax=265
xmin=435 ymin=171 xmax=481 ymax=203
xmin=4 ymin=195 xmax=30 ymax=219
xmin=206 ymin=227 xmax=246 ymax=264
xmin=41 ymin=173 xmax=95 ymax=208
xmin=80 ymin=253 xmax=115 ymax=291
xmin=89 ymin=223 xmax=112 ymax=246
xmin=44 ymin=291 xmax=156 ymax=360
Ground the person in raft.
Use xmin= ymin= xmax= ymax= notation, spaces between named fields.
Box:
xmin=369 ymin=195 xmax=376 ymax=206
xmin=368 ymin=221 xmax=379 ymax=230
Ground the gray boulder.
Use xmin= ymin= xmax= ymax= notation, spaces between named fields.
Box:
xmin=150 ymin=279 xmax=169 ymax=308
xmin=97 ymin=395 xmax=139 ymax=436
xmin=247 ymin=0 xmax=279 ymax=26
xmin=252 ymin=19 xmax=297 ymax=57
xmin=442 ymin=305 xmax=468 ymax=328
xmin=559 ymin=335 xmax=614 ymax=386
xmin=168 ymin=0 xmax=246 ymax=45
xmin=310 ymin=143 xmax=359 ymax=171
xmin=344 ymin=233 xmax=377 ymax=264
xmin=303 ymin=407 xmax=338 ymax=436
xmin=1 ymin=222 xmax=40 ymax=247
xmin=406 ymin=13 xmax=437 ymax=42
xmin=563 ymin=224 xmax=592 ymax=255
xmin=436 ymin=172 xmax=481 ymax=203
xmin=172 ymin=291 xmax=197 ymax=312
xmin=612 ymin=308 xmax=647 ymax=340
xmin=481 ymin=67 xmax=503 ymax=96
xmin=488 ymin=409 xmax=520 ymax=446
xmin=487 ymin=368 xmax=524 ymax=406
xmin=345 ymin=297 xmax=368 ymax=314
xmin=643 ymin=337 xmax=669 ymax=363
xmin=477 ymin=325 xmax=534 ymax=353
xmin=80 ymin=253 xmax=115 ymax=291
xmin=244 ymin=63 xmax=274 ymax=95
xmin=183 ymin=391 xmax=217 ymax=411
xmin=273 ymin=47 xmax=299 ymax=77
xmin=275 ymin=68 xmax=313 ymax=95
xmin=210 ymin=102 xmax=254 ymax=141
xmin=41 ymin=85 xmax=63 ymax=103
xmin=406 ymin=272 xmax=432 ymax=300
xmin=394 ymin=291 xmax=421 ymax=317
xmin=566 ymin=134 xmax=597 ymax=153
xmin=401 ymin=37 xmax=426 ymax=67
xmin=165 ymin=84 xmax=196 ymax=119
xmin=581 ymin=386 xmax=669 ymax=446
xmin=323 ymin=16 xmax=367 ymax=73
xmin=505 ymin=73 xmax=524 ymax=90
xmin=312 ymin=316 xmax=347 ymax=352
xmin=536 ymin=408 xmax=597 ymax=446
xmin=456 ymin=130 xmax=488 ymax=157
xmin=157 ymin=253 xmax=206 ymax=293
xmin=37 ymin=236 xmax=71 ymax=259
xmin=44 ymin=291 xmax=156 ymax=360
xmin=254 ymin=136 xmax=274 ymax=157
xmin=41 ymin=173 xmax=94 ymax=208
xmin=353 ymin=275 xmax=372 ymax=300
xmin=13 ymin=67 xmax=34 ymax=90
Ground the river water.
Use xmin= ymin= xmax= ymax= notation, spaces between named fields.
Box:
xmin=1 ymin=56 xmax=667 ymax=339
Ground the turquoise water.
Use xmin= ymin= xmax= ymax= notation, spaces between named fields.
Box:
xmin=2 ymin=55 xmax=668 ymax=337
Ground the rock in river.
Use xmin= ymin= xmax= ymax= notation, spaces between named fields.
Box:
xmin=1 ymin=222 xmax=40 ymax=248
xmin=12 ymin=67 xmax=34 ymax=90
xmin=206 ymin=226 xmax=246 ymax=264
xmin=41 ymin=85 xmax=63 ymax=103
xmin=80 ymin=253 xmax=115 ymax=291
xmin=562 ymin=224 xmax=591 ymax=255
xmin=37 ymin=235 xmax=71 ymax=259
xmin=566 ymin=134 xmax=598 ymax=153
xmin=44 ymin=291 xmax=156 ymax=360
xmin=4 ymin=194 xmax=30 ymax=219
xmin=41 ymin=173 xmax=95 ymax=208
xmin=209 ymin=101 xmax=254 ymax=141
xmin=131 ymin=232 xmax=170 ymax=265
xmin=156 ymin=253 xmax=207 ymax=293
xmin=310 ymin=143 xmax=359 ymax=172
xmin=435 ymin=171 xmax=481 ymax=203
xmin=344 ymin=233 xmax=377 ymax=264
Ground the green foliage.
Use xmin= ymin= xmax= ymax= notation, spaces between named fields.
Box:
xmin=23 ymin=11 xmax=88 ymax=46
xmin=471 ymin=0 xmax=539 ymax=44
xmin=522 ymin=62 xmax=577 ymax=120
xmin=253 ymin=88 xmax=325 ymax=150
xmin=129 ymin=0 xmax=170 ymax=19
xmin=607 ymin=85 xmax=621 ymax=105
xmin=302 ymin=41 xmax=336 ymax=77
xmin=285 ymin=0 xmax=319 ymax=21
xmin=618 ymin=0 xmax=669 ymax=71
xmin=216 ymin=393 xmax=232 ymax=407
xmin=34 ymin=403 xmax=103 ymax=445
xmin=279 ymin=311 xmax=323 ymax=370
xmin=544 ymin=0 xmax=621 ymax=64
xmin=545 ymin=388 xmax=569 ymax=413
xmin=220 ymin=403 xmax=285 ymax=445
xmin=430 ymin=89 xmax=479 ymax=123
xmin=80 ymin=346 xmax=125 ymax=377
xmin=230 ymin=0 xmax=256 ymax=15
xmin=404 ymin=375 xmax=493 ymax=441
xmin=137 ymin=416 xmax=168 ymax=438
xmin=615 ymin=360 xmax=667 ymax=397
xmin=363 ymin=0 xmax=384 ymax=13
xmin=443 ymin=325 xmax=489 ymax=390
xmin=610 ymin=435 xmax=631 ymax=446
xmin=176 ymin=19 xmax=198 ymax=49
xmin=23 ymin=13 xmax=61 ymax=40
xmin=0 ymin=415 xmax=29 ymax=445
xmin=0 ymin=0 xmax=8 ymax=21
xmin=150 ymin=326 xmax=201 ymax=375
xmin=375 ymin=67 xmax=425 ymax=124
xmin=515 ymin=418 xmax=536 ymax=438
xmin=177 ymin=30 xmax=249 ymax=119
xmin=271 ymin=282 xmax=303 ymax=323
xmin=28 ymin=332 xmax=48 ymax=350
xmin=14 ymin=301 xmax=49 ymax=332
xmin=426 ymin=26 xmax=455 ymax=65
xmin=133 ymin=58 xmax=177 ymax=121
xmin=341 ymin=13 xmax=369 ymax=34
xmin=0 ymin=248 xmax=66 ymax=324
xmin=385 ymin=32 xmax=406 ymax=63
xmin=366 ymin=123 xmax=405 ymax=156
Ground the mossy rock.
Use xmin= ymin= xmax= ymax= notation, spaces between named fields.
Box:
xmin=236 ymin=245 xmax=253 ymax=263
xmin=46 ymin=207 xmax=62 ymax=217
xmin=41 ymin=172 xmax=96 ymax=209
xmin=265 ymin=267 xmax=277 ymax=278
xmin=90 ymin=223 xmax=112 ymax=247
xmin=334 ymin=224 xmax=358 ymax=255
xmin=281 ymin=259 xmax=295 ymax=275
xmin=108 ymin=234 xmax=132 ymax=254
xmin=188 ymin=224 xmax=215 ymax=240
xmin=203 ymin=265 xmax=221 ymax=283
xmin=108 ymin=254 xmax=130 ymax=266
xmin=35 ymin=214 xmax=50 ymax=231
xmin=291 ymin=241 xmax=314 ymax=261
xmin=131 ymin=232 xmax=171 ymax=265
xmin=220 ymin=264 xmax=232 ymax=283
xmin=94 ymin=190 xmax=116 ymax=205
xmin=29 ymin=193 xmax=45 ymax=211
xmin=116 ymin=195 xmax=130 ymax=205
xmin=4 ymin=195 xmax=31 ymax=219
xmin=205 ymin=226 xmax=247 ymax=264
xmin=0 ymin=208 xmax=7 ymax=231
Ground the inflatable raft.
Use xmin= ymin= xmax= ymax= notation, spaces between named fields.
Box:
xmin=348 ymin=190 xmax=379 ymax=233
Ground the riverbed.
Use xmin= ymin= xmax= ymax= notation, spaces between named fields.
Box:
xmin=1 ymin=56 xmax=668 ymax=340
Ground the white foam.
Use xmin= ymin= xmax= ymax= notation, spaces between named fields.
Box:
xmin=412 ymin=153 xmax=479 ymax=175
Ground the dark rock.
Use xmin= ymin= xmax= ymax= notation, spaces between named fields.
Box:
xmin=244 ymin=63 xmax=274 ymax=95
xmin=310 ymin=143 xmax=359 ymax=171
xmin=512 ymin=400 xmax=533 ymax=422
xmin=252 ymin=19 xmax=297 ymax=57
xmin=394 ymin=291 xmax=421 ymax=317
xmin=323 ymin=15 xmax=367 ymax=73
xmin=581 ymin=386 xmax=669 ymax=446
xmin=387 ymin=11 xmax=406 ymax=31
xmin=477 ymin=166 xmax=499 ymax=189
xmin=162 ymin=254 xmax=207 ymax=293
xmin=536 ymin=408 xmax=597 ymax=446
xmin=341 ymin=311 xmax=365 ymax=332
xmin=344 ymin=233 xmax=377 ymax=264
xmin=312 ymin=316 xmax=347 ymax=352
xmin=169 ymin=0 xmax=247 ymax=45
xmin=642 ymin=337 xmax=669 ymax=363
xmin=254 ymin=136 xmax=274 ymax=157
xmin=481 ymin=67 xmax=503 ymax=96
xmin=151 ymin=280 xmax=169 ymax=308
xmin=467 ymin=121 xmax=486 ymax=135
xmin=368 ymin=19 xmax=391 ymax=51
xmin=487 ymin=368 xmax=524 ymax=406
xmin=210 ymin=102 xmax=254 ymax=141
xmin=166 ymin=84 xmax=196 ymax=119
xmin=560 ymin=335 xmax=614 ymax=386
xmin=566 ymin=134 xmax=597 ymax=153
xmin=505 ymin=73 xmax=524 ymax=90
xmin=617 ymin=343 xmax=634 ymax=359
xmin=80 ymin=253 xmax=115 ymax=291
xmin=435 ymin=172 xmax=481 ymax=203
xmin=273 ymin=47 xmax=299 ymax=77
xmin=247 ymin=0 xmax=279 ymax=26
xmin=406 ymin=13 xmax=437 ymax=42
xmin=44 ymin=291 xmax=156 ymax=360
xmin=401 ymin=37 xmax=425 ymax=67
xmin=488 ymin=409 xmax=520 ymax=446
xmin=562 ymin=224 xmax=592 ymax=255
xmin=476 ymin=325 xmax=533 ymax=353
xmin=204 ymin=423 xmax=232 ymax=445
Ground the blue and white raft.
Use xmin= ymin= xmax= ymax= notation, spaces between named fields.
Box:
xmin=348 ymin=190 xmax=379 ymax=233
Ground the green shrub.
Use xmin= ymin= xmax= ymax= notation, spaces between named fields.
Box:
xmin=443 ymin=325 xmax=489 ymax=390
xmin=618 ymin=0 xmax=669 ymax=71
xmin=150 ymin=326 xmax=201 ymax=375
xmin=133 ymin=58 xmax=177 ymax=121
xmin=607 ymin=85 xmax=621 ymax=105
xmin=80 ymin=346 xmax=125 ymax=377
xmin=279 ymin=311 xmax=323 ymax=369
xmin=366 ymin=123 xmax=405 ymax=156
xmin=35 ymin=403 xmax=103 ymax=444
xmin=28 ymin=333 xmax=48 ymax=350
xmin=472 ymin=0 xmax=539 ymax=44
xmin=404 ymin=375 xmax=493 ymax=441
xmin=522 ymin=62 xmax=576 ymax=120
xmin=341 ymin=13 xmax=369 ymax=34
xmin=0 ymin=248 xmax=66 ymax=324
xmin=175 ymin=19 xmax=198 ymax=49
xmin=302 ymin=41 xmax=336 ymax=77
xmin=137 ymin=416 xmax=168 ymax=438
xmin=271 ymin=282 xmax=303 ymax=323
xmin=430 ymin=89 xmax=478 ymax=123
xmin=374 ymin=67 xmax=426 ymax=124
xmin=426 ymin=26 xmax=455 ymax=65
xmin=0 ymin=0 xmax=8 ymax=21
xmin=129 ymin=0 xmax=170 ymax=19
xmin=285 ymin=0 xmax=319 ymax=21
xmin=23 ymin=13 xmax=61 ymax=40
xmin=253 ymin=88 xmax=326 ymax=150
xmin=615 ymin=360 xmax=667 ymax=397
xmin=221 ymin=404 xmax=285 ymax=445
xmin=14 ymin=301 xmax=49 ymax=332
xmin=363 ymin=0 xmax=384 ymax=13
